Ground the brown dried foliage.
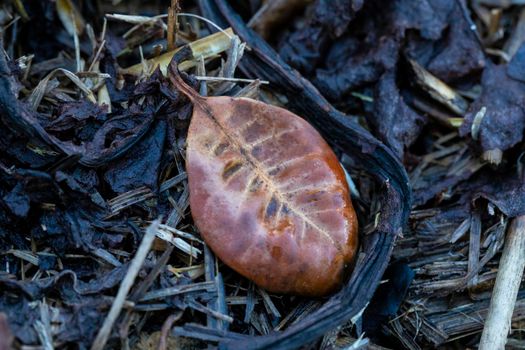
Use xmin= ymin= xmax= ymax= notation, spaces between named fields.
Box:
xmin=170 ymin=68 xmax=358 ymax=297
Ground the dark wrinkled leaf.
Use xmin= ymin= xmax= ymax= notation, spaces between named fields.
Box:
xmin=369 ymin=70 xmax=427 ymax=157
xmin=0 ymin=209 xmax=30 ymax=251
xmin=475 ymin=181 xmax=525 ymax=218
xmin=312 ymin=0 xmax=484 ymax=102
xmin=78 ymin=264 xmax=131 ymax=294
xmin=278 ymin=0 xmax=364 ymax=74
xmin=314 ymin=36 xmax=398 ymax=100
xmin=0 ymin=49 xmax=160 ymax=168
xmin=507 ymin=42 xmax=525 ymax=82
xmin=32 ymin=208 xmax=78 ymax=251
xmin=405 ymin=0 xmax=485 ymax=82
xmin=44 ymin=100 xmax=107 ymax=134
xmin=55 ymin=298 xmax=107 ymax=344
xmin=0 ymin=287 xmax=40 ymax=344
xmin=466 ymin=171 xmax=525 ymax=218
xmin=104 ymin=120 xmax=166 ymax=193
xmin=379 ymin=0 xmax=449 ymax=41
xmin=0 ymin=122 xmax=58 ymax=168
xmin=37 ymin=252 xmax=57 ymax=270
xmin=55 ymin=167 xmax=100 ymax=197
xmin=82 ymin=103 xmax=156 ymax=167
xmin=363 ymin=262 xmax=415 ymax=334
xmin=0 ymin=271 xmax=122 ymax=345
xmin=100 ymin=55 xmax=135 ymax=104
xmin=0 ymin=51 xmax=80 ymax=156
xmin=2 ymin=183 xmax=31 ymax=218
xmin=460 ymin=64 xmax=525 ymax=152
xmin=309 ymin=0 xmax=454 ymax=100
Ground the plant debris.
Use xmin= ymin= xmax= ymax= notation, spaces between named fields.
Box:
xmin=172 ymin=63 xmax=358 ymax=296
xmin=1 ymin=0 xmax=525 ymax=349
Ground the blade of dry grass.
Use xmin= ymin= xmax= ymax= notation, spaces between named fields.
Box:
xmin=90 ymin=220 xmax=160 ymax=350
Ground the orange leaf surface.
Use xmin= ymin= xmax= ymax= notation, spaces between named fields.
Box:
xmin=171 ymin=71 xmax=358 ymax=297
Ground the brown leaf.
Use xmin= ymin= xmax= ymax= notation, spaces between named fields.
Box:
xmin=170 ymin=70 xmax=358 ymax=297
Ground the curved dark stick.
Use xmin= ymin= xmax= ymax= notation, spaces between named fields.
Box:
xmin=195 ymin=1 xmax=412 ymax=349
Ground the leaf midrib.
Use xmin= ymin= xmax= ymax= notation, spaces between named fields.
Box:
xmin=192 ymin=97 xmax=343 ymax=252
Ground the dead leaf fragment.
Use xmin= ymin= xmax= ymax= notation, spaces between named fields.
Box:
xmin=170 ymin=66 xmax=358 ymax=297
xmin=460 ymin=64 xmax=525 ymax=153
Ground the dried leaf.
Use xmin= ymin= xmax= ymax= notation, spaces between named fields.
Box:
xmin=2 ymin=183 xmax=30 ymax=218
xmin=170 ymin=68 xmax=358 ymax=297
xmin=507 ymin=41 xmax=525 ymax=82
xmin=314 ymin=36 xmax=398 ymax=100
xmin=278 ymin=0 xmax=365 ymax=74
xmin=460 ymin=64 xmax=525 ymax=153
xmin=103 ymin=120 xmax=167 ymax=193
xmin=369 ymin=70 xmax=427 ymax=157
xmin=464 ymin=170 xmax=525 ymax=218
xmin=405 ymin=0 xmax=485 ymax=82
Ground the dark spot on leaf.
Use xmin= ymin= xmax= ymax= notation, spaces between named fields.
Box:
xmin=265 ymin=196 xmax=279 ymax=219
xmin=222 ymin=160 xmax=244 ymax=180
xmin=214 ymin=142 xmax=229 ymax=156
xmin=268 ymin=166 xmax=281 ymax=176
xmin=249 ymin=177 xmax=262 ymax=192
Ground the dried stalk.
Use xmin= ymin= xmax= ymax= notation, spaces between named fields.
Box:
xmin=479 ymin=215 xmax=525 ymax=350
xmin=409 ymin=59 xmax=468 ymax=115
xmin=121 ymin=28 xmax=234 ymax=76
xmin=167 ymin=0 xmax=179 ymax=51
xmin=90 ymin=220 xmax=159 ymax=350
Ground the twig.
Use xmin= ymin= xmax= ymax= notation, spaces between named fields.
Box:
xmin=479 ymin=215 xmax=525 ymax=350
xmin=194 ymin=76 xmax=269 ymax=84
xmin=408 ymin=58 xmax=468 ymax=115
xmin=87 ymin=39 xmax=106 ymax=72
xmin=73 ymin=24 xmax=81 ymax=72
xmin=90 ymin=220 xmax=160 ymax=350
xmin=139 ymin=281 xmax=216 ymax=302
xmin=118 ymin=245 xmax=175 ymax=340
xmin=34 ymin=300 xmax=54 ymax=350
xmin=157 ymin=312 xmax=183 ymax=350
xmin=167 ymin=0 xmax=179 ymax=51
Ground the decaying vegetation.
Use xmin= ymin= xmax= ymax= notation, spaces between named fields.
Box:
xmin=1 ymin=1 xmax=525 ymax=349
